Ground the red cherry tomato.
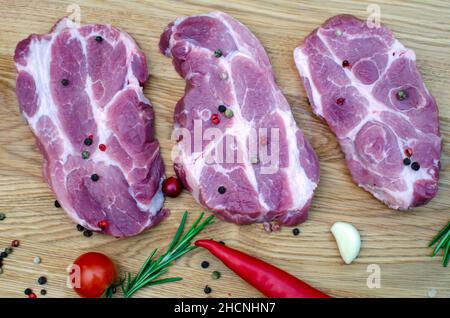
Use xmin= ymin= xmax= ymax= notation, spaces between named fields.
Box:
xmin=162 ymin=176 xmax=182 ymax=198
xmin=70 ymin=252 xmax=117 ymax=298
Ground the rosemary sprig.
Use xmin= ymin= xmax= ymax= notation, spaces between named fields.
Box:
xmin=429 ymin=221 xmax=450 ymax=267
xmin=120 ymin=211 xmax=215 ymax=298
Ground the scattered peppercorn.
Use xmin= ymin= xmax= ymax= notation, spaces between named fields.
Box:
xmin=95 ymin=35 xmax=103 ymax=42
xmin=342 ymin=60 xmax=350 ymax=67
xmin=24 ymin=288 xmax=32 ymax=296
xmin=219 ymin=72 xmax=228 ymax=80
xmin=293 ymin=228 xmax=300 ymax=236
xmin=28 ymin=293 xmax=37 ymax=299
xmin=218 ymin=105 xmax=226 ymax=113
xmin=40 ymin=289 xmax=47 ymax=296
xmin=76 ymin=224 xmax=85 ymax=231
xmin=0 ymin=252 xmax=7 ymax=258
xmin=98 ymin=219 xmax=108 ymax=230
xmin=201 ymin=261 xmax=210 ymax=269
xmin=218 ymin=186 xmax=226 ymax=194
xmin=81 ymin=151 xmax=90 ymax=160
xmin=54 ymin=200 xmax=61 ymax=208
xmin=219 ymin=241 xmax=226 ymax=245
xmin=224 ymin=108 xmax=234 ymax=118
xmin=99 ymin=144 xmax=107 ymax=151
xmin=212 ymin=271 xmax=221 ymax=280
xmin=0 ymin=259 xmax=3 ymax=267
xmin=0 ymin=268 xmax=3 ymax=274
xmin=405 ymin=148 xmax=413 ymax=157
xmin=411 ymin=162 xmax=420 ymax=171
xmin=204 ymin=285 xmax=212 ymax=294
xmin=396 ymin=90 xmax=407 ymax=101
xmin=336 ymin=97 xmax=345 ymax=105
xmin=37 ymin=276 xmax=47 ymax=285
xmin=83 ymin=229 xmax=93 ymax=237
xmin=0 ymin=213 xmax=5 ymax=220
xmin=5 ymin=247 xmax=13 ymax=255
xmin=61 ymin=79 xmax=69 ymax=86
xmin=211 ymin=114 xmax=220 ymax=125
xmin=91 ymin=174 xmax=99 ymax=182
xmin=84 ymin=137 xmax=93 ymax=146
xmin=11 ymin=240 xmax=20 ymax=247
xmin=214 ymin=49 xmax=223 ymax=58
xmin=403 ymin=158 xmax=411 ymax=166
xmin=34 ymin=256 xmax=41 ymax=264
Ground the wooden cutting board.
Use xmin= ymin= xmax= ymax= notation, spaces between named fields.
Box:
xmin=0 ymin=0 xmax=448 ymax=298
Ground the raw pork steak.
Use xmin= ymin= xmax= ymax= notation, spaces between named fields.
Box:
xmin=160 ymin=12 xmax=319 ymax=225
xmin=14 ymin=18 xmax=167 ymax=237
xmin=294 ymin=15 xmax=441 ymax=209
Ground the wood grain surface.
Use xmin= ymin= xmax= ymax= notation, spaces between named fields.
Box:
xmin=0 ymin=0 xmax=449 ymax=298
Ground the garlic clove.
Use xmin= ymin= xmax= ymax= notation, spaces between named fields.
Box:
xmin=331 ymin=222 xmax=361 ymax=265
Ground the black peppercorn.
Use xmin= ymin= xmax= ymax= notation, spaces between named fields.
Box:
xmin=219 ymin=241 xmax=226 ymax=245
xmin=91 ymin=174 xmax=99 ymax=182
xmin=76 ymin=224 xmax=85 ymax=232
xmin=218 ymin=105 xmax=226 ymax=113
xmin=54 ymin=200 xmax=61 ymax=208
xmin=293 ymin=228 xmax=300 ymax=236
xmin=95 ymin=35 xmax=103 ymax=42
xmin=201 ymin=261 xmax=210 ymax=269
xmin=214 ymin=49 xmax=222 ymax=58
xmin=24 ymin=288 xmax=32 ymax=296
xmin=0 ymin=252 xmax=7 ymax=258
xmin=37 ymin=276 xmax=47 ymax=285
xmin=83 ymin=229 xmax=93 ymax=237
xmin=61 ymin=79 xmax=69 ymax=86
xmin=342 ymin=60 xmax=350 ymax=67
xmin=84 ymin=137 xmax=93 ymax=146
xmin=403 ymin=158 xmax=411 ymax=166
xmin=204 ymin=285 xmax=212 ymax=294
xmin=218 ymin=186 xmax=226 ymax=194
xmin=411 ymin=162 xmax=420 ymax=171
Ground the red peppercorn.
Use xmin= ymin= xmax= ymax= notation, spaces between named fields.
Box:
xmin=29 ymin=293 xmax=37 ymax=299
xmin=98 ymin=220 xmax=108 ymax=230
xmin=336 ymin=98 xmax=345 ymax=105
xmin=162 ymin=176 xmax=182 ymax=198
xmin=99 ymin=144 xmax=107 ymax=151
xmin=211 ymin=114 xmax=220 ymax=125
xmin=11 ymin=240 xmax=20 ymax=247
xmin=88 ymin=134 xmax=94 ymax=139
xmin=342 ymin=60 xmax=350 ymax=67
xmin=405 ymin=148 xmax=413 ymax=157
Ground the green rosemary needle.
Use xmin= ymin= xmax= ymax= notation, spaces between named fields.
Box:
xmin=120 ymin=211 xmax=215 ymax=298
xmin=429 ymin=221 xmax=450 ymax=267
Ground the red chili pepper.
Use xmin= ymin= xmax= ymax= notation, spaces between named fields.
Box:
xmin=195 ymin=240 xmax=331 ymax=298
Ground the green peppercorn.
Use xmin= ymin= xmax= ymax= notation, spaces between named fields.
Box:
xmin=81 ymin=151 xmax=90 ymax=160
xmin=40 ymin=289 xmax=47 ymax=296
xmin=396 ymin=90 xmax=407 ymax=101
xmin=0 ymin=213 xmax=5 ymax=220
xmin=212 ymin=271 xmax=221 ymax=280
xmin=224 ymin=109 xmax=234 ymax=118
xmin=4 ymin=248 xmax=13 ymax=255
